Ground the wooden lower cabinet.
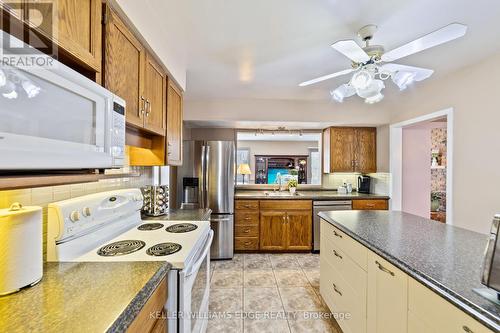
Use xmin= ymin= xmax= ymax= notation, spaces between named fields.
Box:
xmin=127 ymin=277 xmax=167 ymax=333
xmin=235 ymin=201 xmax=260 ymax=251
xmin=260 ymin=211 xmax=287 ymax=250
xmin=352 ymin=199 xmax=389 ymax=210
xmin=235 ymin=199 xmax=312 ymax=252
xmin=259 ymin=200 xmax=312 ymax=251
xmin=286 ymin=210 xmax=312 ymax=250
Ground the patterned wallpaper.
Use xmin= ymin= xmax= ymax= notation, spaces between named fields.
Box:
xmin=431 ymin=128 xmax=447 ymax=212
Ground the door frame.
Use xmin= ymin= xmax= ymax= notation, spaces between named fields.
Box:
xmin=389 ymin=108 xmax=454 ymax=224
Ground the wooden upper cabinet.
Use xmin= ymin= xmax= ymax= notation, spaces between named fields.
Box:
xmin=144 ymin=54 xmax=166 ymax=136
xmin=260 ymin=211 xmax=287 ymax=251
xmin=323 ymin=126 xmax=377 ymax=173
xmin=330 ymin=127 xmax=357 ymax=172
xmin=104 ymin=5 xmax=145 ymax=129
xmin=355 ymin=127 xmax=377 ymax=173
xmin=286 ymin=210 xmax=312 ymax=250
xmin=166 ymin=80 xmax=183 ymax=165
xmin=26 ymin=0 xmax=102 ymax=72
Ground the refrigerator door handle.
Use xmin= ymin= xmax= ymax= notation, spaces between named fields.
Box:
xmin=204 ymin=145 xmax=210 ymax=209
xmin=200 ymin=145 xmax=206 ymax=208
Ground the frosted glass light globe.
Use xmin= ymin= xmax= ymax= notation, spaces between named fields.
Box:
xmin=351 ymin=70 xmax=373 ymax=90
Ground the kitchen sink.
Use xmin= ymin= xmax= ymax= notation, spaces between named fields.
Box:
xmin=264 ymin=191 xmax=303 ymax=197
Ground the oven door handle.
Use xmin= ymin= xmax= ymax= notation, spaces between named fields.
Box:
xmin=184 ymin=230 xmax=214 ymax=278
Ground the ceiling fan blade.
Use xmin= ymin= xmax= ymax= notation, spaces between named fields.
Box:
xmin=299 ymin=68 xmax=354 ymax=87
xmin=381 ymin=63 xmax=434 ymax=81
xmin=381 ymin=23 xmax=467 ymax=62
xmin=331 ymin=40 xmax=370 ymax=63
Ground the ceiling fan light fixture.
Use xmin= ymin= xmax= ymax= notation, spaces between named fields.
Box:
xmin=330 ymin=84 xmax=355 ymax=103
xmin=365 ymin=92 xmax=384 ymax=104
xmin=350 ymin=69 xmax=373 ymax=90
xmin=356 ymin=79 xmax=384 ymax=99
xmin=392 ymin=71 xmax=416 ymax=90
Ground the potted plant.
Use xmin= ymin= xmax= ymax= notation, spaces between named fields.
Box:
xmin=288 ymin=178 xmax=298 ymax=195
xmin=431 ymin=192 xmax=442 ymax=212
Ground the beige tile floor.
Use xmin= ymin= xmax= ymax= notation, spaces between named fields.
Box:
xmin=207 ymin=253 xmax=343 ymax=333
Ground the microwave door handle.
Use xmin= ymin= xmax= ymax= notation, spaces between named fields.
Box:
xmin=184 ymin=230 xmax=214 ymax=278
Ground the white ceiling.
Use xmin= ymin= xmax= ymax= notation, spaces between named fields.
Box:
xmin=183 ymin=0 xmax=500 ymax=101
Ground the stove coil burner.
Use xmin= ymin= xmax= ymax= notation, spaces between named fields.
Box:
xmin=166 ymin=223 xmax=198 ymax=233
xmin=137 ymin=223 xmax=164 ymax=231
xmin=146 ymin=242 xmax=182 ymax=256
xmin=97 ymin=240 xmax=146 ymax=257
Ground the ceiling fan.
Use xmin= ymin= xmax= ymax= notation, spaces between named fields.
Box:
xmin=299 ymin=23 xmax=467 ymax=104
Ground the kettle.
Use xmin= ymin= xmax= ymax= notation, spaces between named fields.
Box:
xmin=0 ymin=203 xmax=43 ymax=295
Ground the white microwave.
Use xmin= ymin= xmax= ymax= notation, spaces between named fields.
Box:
xmin=0 ymin=32 xmax=125 ymax=170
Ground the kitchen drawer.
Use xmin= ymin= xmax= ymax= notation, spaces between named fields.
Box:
xmin=320 ymin=256 xmax=366 ymax=333
xmin=235 ymin=225 xmax=259 ymax=237
xmin=259 ymin=200 xmax=312 ymax=210
xmin=321 ymin=232 xmax=367 ymax=298
xmin=408 ymin=278 xmax=494 ymax=333
xmin=235 ymin=237 xmax=259 ymax=250
xmin=352 ymin=199 xmax=388 ymax=210
xmin=235 ymin=200 xmax=259 ymax=210
xmin=321 ymin=219 xmax=367 ymax=270
xmin=235 ymin=211 xmax=259 ymax=225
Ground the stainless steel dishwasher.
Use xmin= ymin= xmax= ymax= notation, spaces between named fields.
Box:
xmin=313 ymin=200 xmax=352 ymax=252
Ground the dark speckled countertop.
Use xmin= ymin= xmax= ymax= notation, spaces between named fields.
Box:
xmin=142 ymin=208 xmax=211 ymax=221
xmin=318 ymin=210 xmax=500 ymax=331
xmin=235 ymin=189 xmax=389 ymax=200
xmin=0 ymin=261 xmax=171 ymax=333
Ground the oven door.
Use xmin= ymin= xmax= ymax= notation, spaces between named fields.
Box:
xmin=179 ymin=230 xmax=213 ymax=333
xmin=0 ymin=59 xmax=113 ymax=170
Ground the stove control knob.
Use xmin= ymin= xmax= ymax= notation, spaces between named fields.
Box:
xmin=82 ymin=207 xmax=92 ymax=217
xmin=70 ymin=210 xmax=80 ymax=222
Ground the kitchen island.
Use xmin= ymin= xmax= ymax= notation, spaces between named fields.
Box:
xmin=0 ymin=261 xmax=171 ymax=333
xmin=319 ymin=210 xmax=500 ymax=332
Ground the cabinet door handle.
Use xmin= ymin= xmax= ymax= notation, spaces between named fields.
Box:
xmin=332 ymin=283 xmax=342 ymax=296
xmin=333 ymin=249 xmax=343 ymax=259
xmin=243 ymin=229 xmax=250 ymax=233
xmin=145 ymin=99 xmax=151 ymax=117
xmin=244 ymin=216 xmax=252 ymax=220
xmin=462 ymin=326 xmax=473 ymax=333
xmin=375 ymin=260 xmax=395 ymax=276
xmin=244 ymin=204 xmax=252 ymax=209
xmin=333 ymin=230 xmax=342 ymax=238
xmin=244 ymin=242 xmax=252 ymax=246
xmin=282 ymin=215 xmax=286 ymax=224
xmin=286 ymin=215 xmax=290 ymax=223
xmin=140 ymin=96 xmax=146 ymax=117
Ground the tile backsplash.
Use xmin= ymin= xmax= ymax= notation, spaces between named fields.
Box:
xmin=0 ymin=167 xmax=153 ymax=260
xmin=322 ymin=172 xmax=391 ymax=195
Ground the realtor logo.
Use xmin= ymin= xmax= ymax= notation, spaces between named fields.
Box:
xmin=0 ymin=0 xmax=58 ymax=68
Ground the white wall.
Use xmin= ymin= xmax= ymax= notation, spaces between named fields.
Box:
xmin=184 ymin=98 xmax=392 ymax=125
xmin=402 ymin=127 xmax=431 ymax=218
xmin=387 ymin=51 xmax=500 ymax=234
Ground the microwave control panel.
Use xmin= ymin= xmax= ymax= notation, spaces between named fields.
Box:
xmin=111 ymin=99 xmax=126 ymax=166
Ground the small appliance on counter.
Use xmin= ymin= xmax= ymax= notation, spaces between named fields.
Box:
xmin=358 ymin=175 xmax=371 ymax=194
xmin=141 ymin=185 xmax=168 ymax=216
xmin=475 ymin=214 xmax=500 ymax=304
xmin=0 ymin=203 xmax=43 ymax=296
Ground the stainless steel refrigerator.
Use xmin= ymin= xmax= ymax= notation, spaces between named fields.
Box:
xmin=176 ymin=140 xmax=235 ymax=259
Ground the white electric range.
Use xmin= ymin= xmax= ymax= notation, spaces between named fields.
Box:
xmin=46 ymin=188 xmax=213 ymax=333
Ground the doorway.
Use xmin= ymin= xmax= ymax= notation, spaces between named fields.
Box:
xmin=390 ymin=108 xmax=453 ymax=224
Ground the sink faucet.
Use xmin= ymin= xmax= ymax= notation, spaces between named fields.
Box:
xmin=275 ymin=173 xmax=284 ymax=192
